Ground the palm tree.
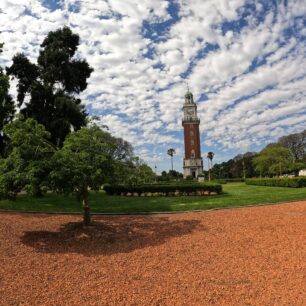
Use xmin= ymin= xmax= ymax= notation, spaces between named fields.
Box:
xmin=167 ymin=148 xmax=176 ymax=171
xmin=207 ymin=152 xmax=214 ymax=182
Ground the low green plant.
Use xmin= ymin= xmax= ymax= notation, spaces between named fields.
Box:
xmin=245 ymin=177 xmax=306 ymax=188
xmin=225 ymin=178 xmax=245 ymax=182
xmin=103 ymin=183 xmax=222 ymax=196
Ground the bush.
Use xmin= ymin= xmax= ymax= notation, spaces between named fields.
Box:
xmin=103 ymin=183 xmax=222 ymax=196
xmin=225 ymin=178 xmax=245 ymax=182
xmin=245 ymin=177 xmax=306 ymax=188
xmin=212 ymin=179 xmax=227 ymax=184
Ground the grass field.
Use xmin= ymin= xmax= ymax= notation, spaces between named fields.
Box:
xmin=1 ymin=183 xmax=306 ymax=214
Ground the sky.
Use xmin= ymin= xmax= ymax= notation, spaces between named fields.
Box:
xmin=0 ymin=0 xmax=305 ymax=173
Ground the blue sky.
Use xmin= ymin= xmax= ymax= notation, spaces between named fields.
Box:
xmin=0 ymin=0 xmax=306 ymax=173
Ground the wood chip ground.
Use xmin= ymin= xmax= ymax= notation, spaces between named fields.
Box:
xmin=0 ymin=201 xmax=305 ymax=305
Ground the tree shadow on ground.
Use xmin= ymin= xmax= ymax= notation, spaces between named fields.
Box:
xmin=21 ymin=216 xmax=205 ymax=256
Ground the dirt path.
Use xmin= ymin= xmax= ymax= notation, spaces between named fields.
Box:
xmin=0 ymin=201 xmax=305 ymax=305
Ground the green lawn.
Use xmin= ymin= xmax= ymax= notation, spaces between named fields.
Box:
xmin=0 ymin=183 xmax=306 ymax=214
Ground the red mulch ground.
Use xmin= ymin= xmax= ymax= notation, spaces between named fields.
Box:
xmin=0 ymin=202 xmax=305 ymax=306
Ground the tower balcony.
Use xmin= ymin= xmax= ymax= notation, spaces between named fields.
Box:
xmin=182 ymin=118 xmax=200 ymax=124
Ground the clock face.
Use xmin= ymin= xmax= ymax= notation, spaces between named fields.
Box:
xmin=186 ymin=108 xmax=194 ymax=116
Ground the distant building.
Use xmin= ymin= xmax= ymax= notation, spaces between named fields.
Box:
xmin=182 ymin=89 xmax=203 ymax=178
xmin=299 ymin=169 xmax=306 ymax=176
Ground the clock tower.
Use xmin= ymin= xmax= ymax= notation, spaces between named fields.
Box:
xmin=182 ymin=89 xmax=203 ymax=178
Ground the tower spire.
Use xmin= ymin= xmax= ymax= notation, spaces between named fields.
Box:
xmin=184 ymin=82 xmax=193 ymax=102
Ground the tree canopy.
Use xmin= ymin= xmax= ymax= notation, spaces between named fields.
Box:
xmin=278 ymin=130 xmax=306 ymax=163
xmin=49 ymin=125 xmax=138 ymax=225
xmin=0 ymin=42 xmax=15 ymax=156
xmin=253 ymin=145 xmax=292 ymax=177
xmin=6 ymin=27 xmax=93 ymax=146
xmin=0 ymin=116 xmax=55 ymax=199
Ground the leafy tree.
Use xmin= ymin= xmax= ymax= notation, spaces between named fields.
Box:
xmin=6 ymin=27 xmax=93 ymax=146
xmin=229 ymin=152 xmax=257 ymax=178
xmin=123 ymin=157 xmax=155 ymax=186
xmin=253 ymin=145 xmax=292 ymax=177
xmin=0 ymin=42 xmax=15 ymax=156
xmin=168 ymin=169 xmax=183 ymax=180
xmin=167 ymin=148 xmax=176 ymax=171
xmin=49 ymin=126 xmax=119 ymax=225
xmin=289 ymin=162 xmax=306 ymax=176
xmin=0 ymin=117 xmax=55 ymax=199
xmin=278 ymin=130 xmax=306 ymax=162
xmin=158 ymin=170 xmax=183 ymax=182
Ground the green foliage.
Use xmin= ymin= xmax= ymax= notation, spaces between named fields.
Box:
xmin=6 ymin=27 xmax=93 ymax=146
xmin=103 ymin=183 xmax=222 ymax=196
xmin=211 ymin=153 xmax=257 ymax=179
xmin=49 ymin=125 xmax=123 ymax=224
xmin=245 ymin=177 xmax=306 ymax=188
xmin=2 ymin=183 xmax=306 ymax=214
xmin=118 ymin=157 xmax=156 ymax=186
xmin=0 ymin=43 xmax=15 ymax=156
xmin=0 ymin=117 xmax=55 ymax=199
xmin=158 ymin=170 xmax=183 ymax=182
xmin=278 ymin=130 xmax=306 ymax=163
xmin=50 ymin=126 xmax=115 ymax=195
xmin=225 ymin=178 xmax=245 ymax=182
xmin=253 ymin=145 xmax=292 ymax=176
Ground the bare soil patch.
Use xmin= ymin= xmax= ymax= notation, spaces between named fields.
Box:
xmin=0 ymin=201 xmax=305 ymax=305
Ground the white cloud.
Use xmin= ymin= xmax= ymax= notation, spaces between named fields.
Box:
xmin=0 ymin=0 xmax=305 ymax=170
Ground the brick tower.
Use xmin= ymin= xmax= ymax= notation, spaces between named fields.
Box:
xmin=182 ymin=89 xmax=203 ymax=178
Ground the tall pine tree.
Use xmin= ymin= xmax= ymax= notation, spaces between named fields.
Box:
xmin=7 ymin=27 xmax=93 ymax=146
xmin=0 ymin=42 xmax=15 ymax=156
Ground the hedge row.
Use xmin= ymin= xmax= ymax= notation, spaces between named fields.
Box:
xmin=245 ymin=177 xmax=306 ymax=188
xmin=103 ymin=183 xmax=222 ymax=196
xmin=225 ymin=178 xmax=245 ymax=182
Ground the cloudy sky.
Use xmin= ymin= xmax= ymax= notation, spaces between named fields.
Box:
xmin=0 ymin=0 xmax=305 ymax=172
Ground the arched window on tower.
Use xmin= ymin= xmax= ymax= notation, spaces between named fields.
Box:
xmin=190 ymin=130 xmax=194 ymax=136
xmin=191 ymin=149 xmax=195 ymax=158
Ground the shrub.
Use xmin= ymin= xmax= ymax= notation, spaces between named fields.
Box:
xmin=212 ymin=179 xmax=227 ymax=184
xmin=103 ymin=183 xmax=222 ymax=196
xmin=245 ymin=177 xmax=306 ymax=188
xmin=225 ymin=178 xmax=245 ymax=182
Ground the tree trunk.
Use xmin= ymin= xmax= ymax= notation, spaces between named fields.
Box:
xmin=82 ymin=188 xmax=91 ymax=226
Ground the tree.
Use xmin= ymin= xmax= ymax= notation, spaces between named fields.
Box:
xmin=157 ymin=170 xmax=183 ymax=182
xmin=167 ymin=148 xmax=176 ymax=171
xmin=207 ymin=152 xmax=214 ymax=181
xmin=0 ymin=117 xmax=55 ymax=199
xmin=229 ymin=152 xmax=257 ymax=178
xmin=168 ymin=170 xmax=183 ymax=180
xmin=253 ymin=145 xmax=292 ymax=177
xmin=278 ymin=130 xmax=306 ymax=163
xmin=49 ymin=126 xmax=121 ymax=225
xmin=0 ymin=42 xmax=15 ymax=156
xmin=123 ymin=157 xmax=155 ymax=186
xmin=6 ymin=27 xmax=93 ymax=147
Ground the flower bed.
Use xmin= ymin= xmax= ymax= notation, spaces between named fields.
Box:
xmin=103 ymin=183 xmax=222 ymax=196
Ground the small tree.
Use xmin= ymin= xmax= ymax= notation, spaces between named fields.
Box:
xmin=50 ymin=126 xmax=117 ymax=225
xmin=0 ymin=117 xmax=55 ymax=199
